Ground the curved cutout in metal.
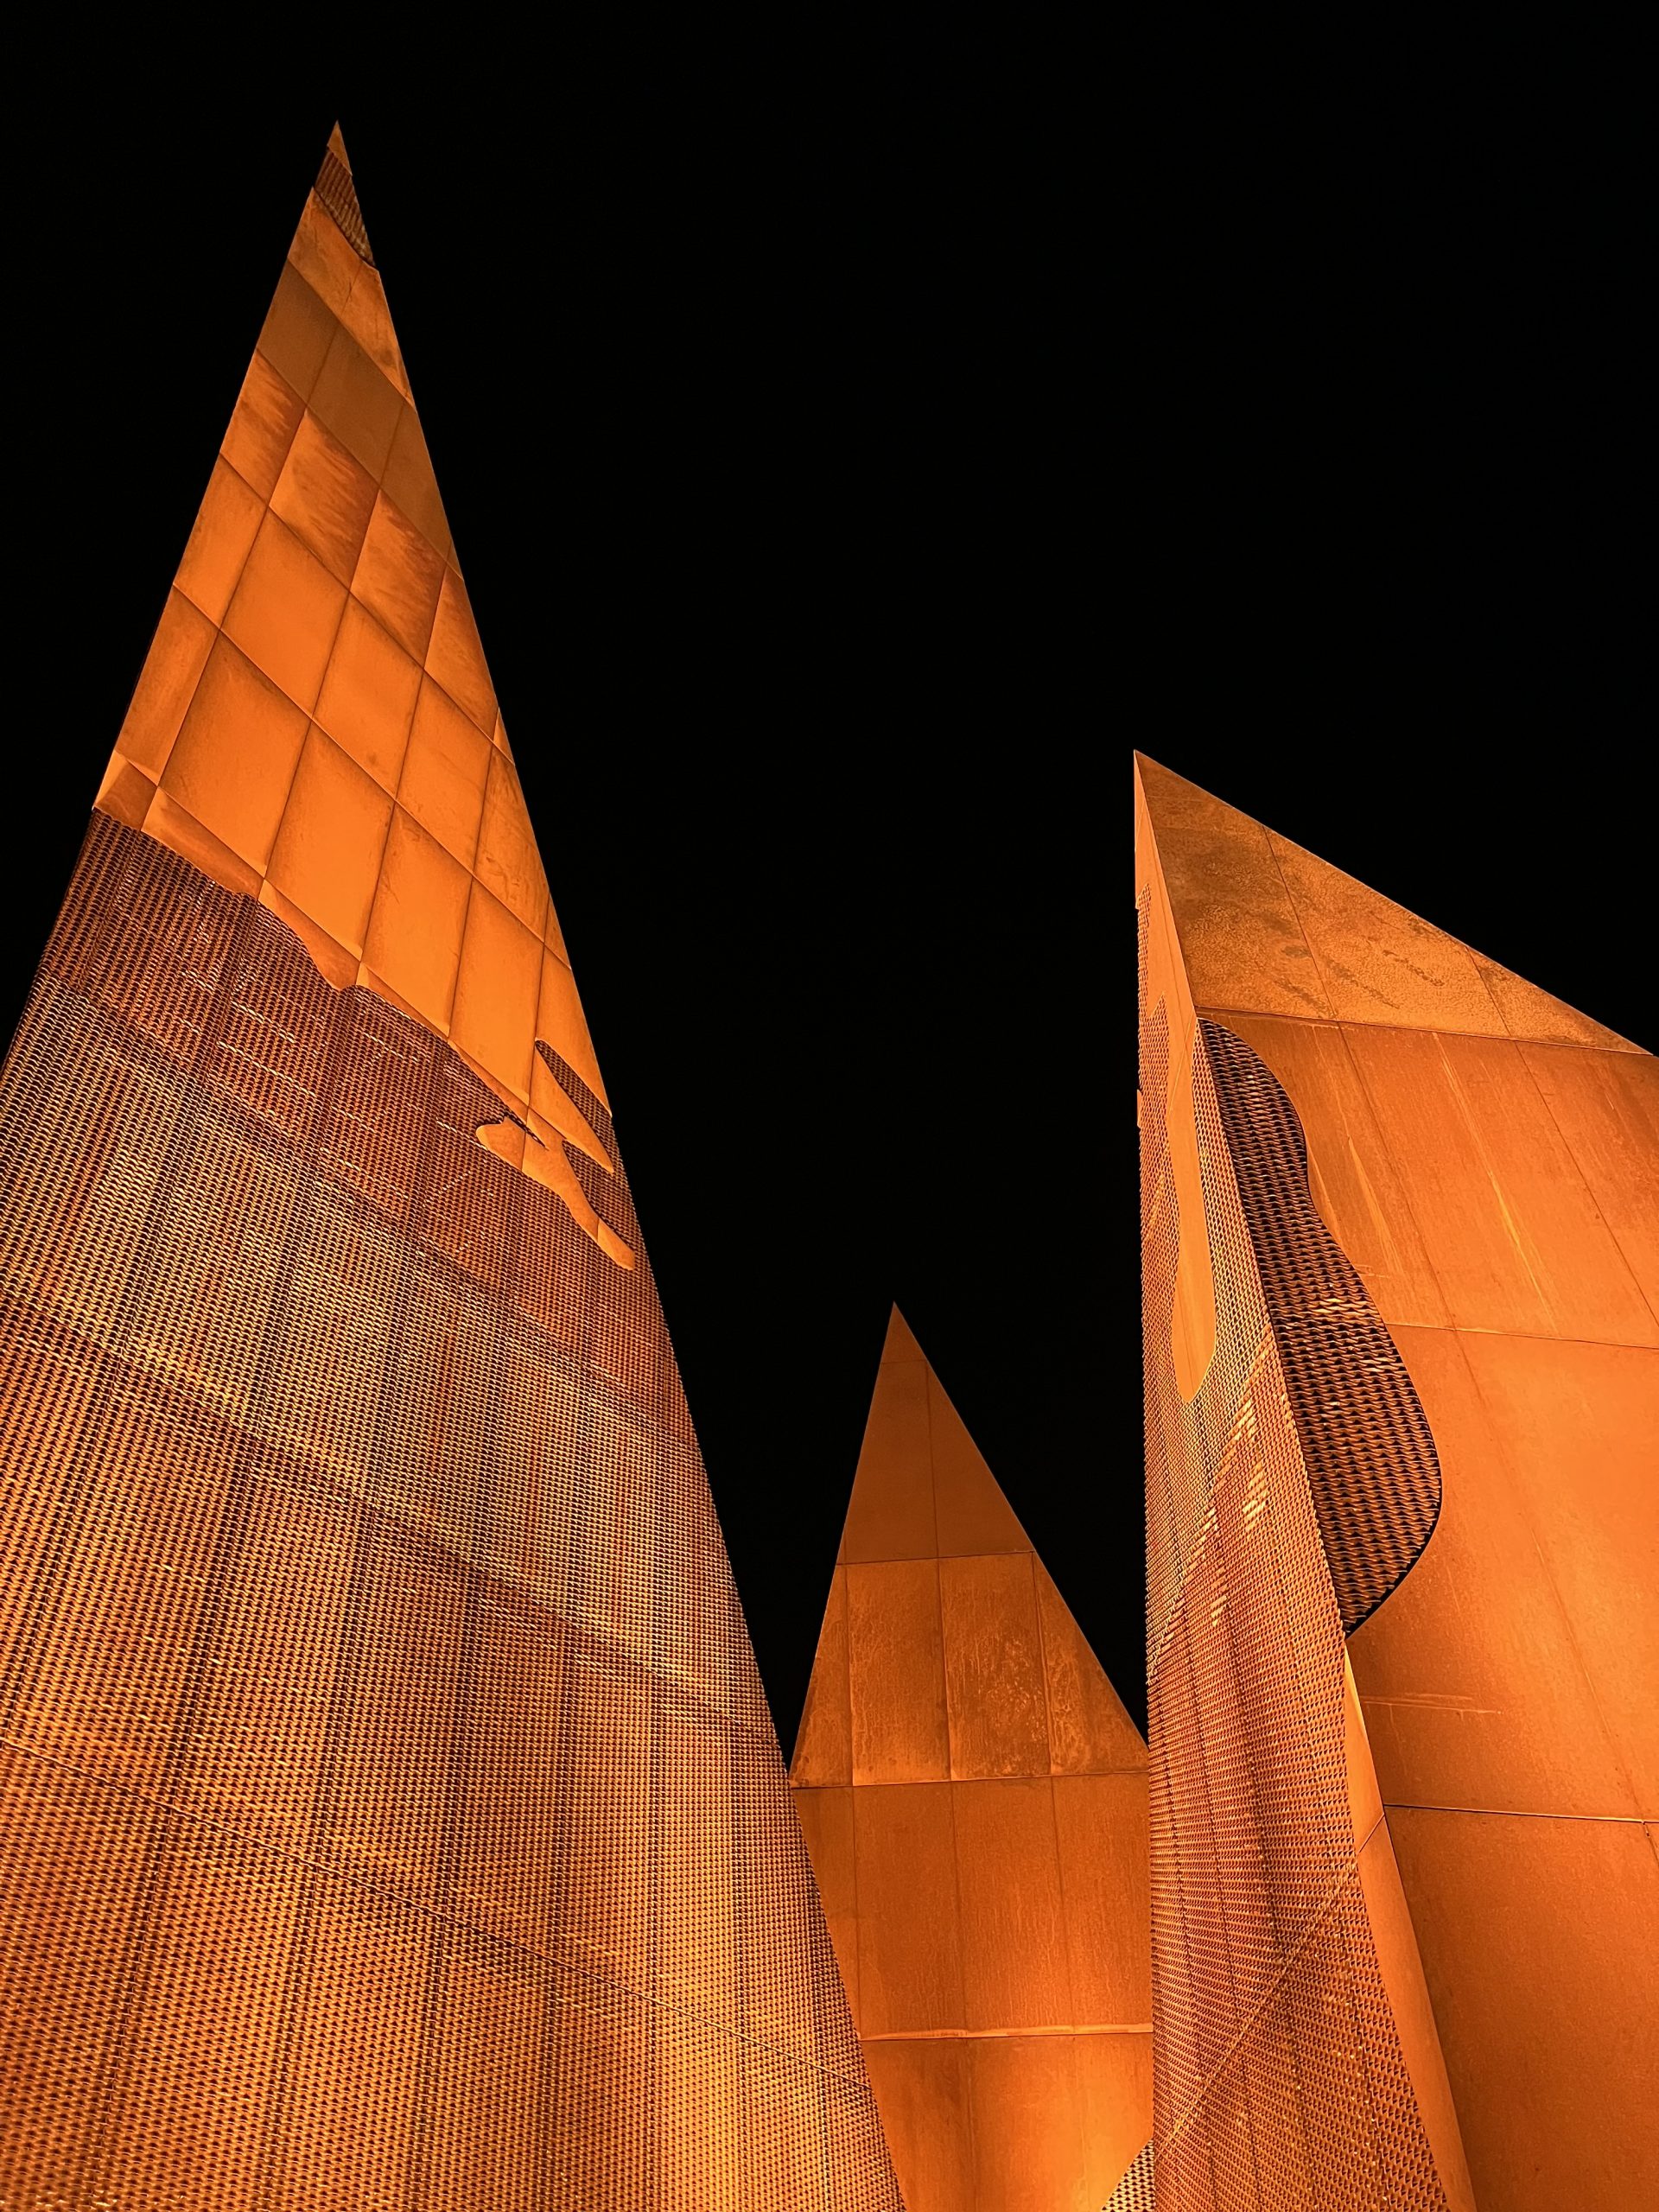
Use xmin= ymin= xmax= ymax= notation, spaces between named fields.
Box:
xmin=1200 ymin=1018 xmax=1442 ymax=1633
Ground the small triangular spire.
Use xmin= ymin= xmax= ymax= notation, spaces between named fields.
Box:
xmin=790 ymin=1308 xmax=1150 ymax=2207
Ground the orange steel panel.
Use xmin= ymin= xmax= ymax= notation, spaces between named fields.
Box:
xmin=265 ymin=724 xmax=394 ymax=958
xmin=1265 ymin=823 xmax=1510 ymax=1035
xmin=0 ymin=134 xmax=901 ymax=2207
xmin=1354 ymin=1808 xmax=1478 ymax=2212
xmin=847 ymin=1557 xmax=950 ymax=1783
xmin=1517 ymin=1038 xmax=1659 ymax=1310
xmin=478 ymin=749 xmax=553 ymax=938
xmin=425 ymin=570 xmax=497 ymax=735
xmin=1338 ymin=1022 xmax=1658 ymax=1344
xmin=939 ymin=1554 xmax=1049 ymax=1777
xmin=1080 ymin=2044 xmax=1156 ymax=2210
xmin=313 ymin=593 xmax=424 ymax=789
xmin=398 ymin=676 xmax=493 ymax=866
xmin=925 ymin=1363 xmax=1030 ymax=1555
xmin=1141 ymin=750 xmax=1659 ymax=2209
xmin=1052 ymin=1774 xmax=1154 ymax=2022
xmin=851 ymin=1782 xmax=966 ymax=2036
xmin=839 ymin=1322 xmax=936 ymax=1561
xmin=269 ymin=409 xmax=379 ymax=584
xmin=308 ymin=323 xmax=408 ymax=481
xmin=221 ymin=352 xmax=307 ymax=501
xmin=1388 ymin=1806 xmax=1659 ymax=2203
xmin=361 ymin=804 xmax=472 ymax=1034
xmin=791 ymin=1561 xmax=852 ymax=1784
xmin=1469 ymin=946 xmax=1641 ymax=1052
xmin=535 ymin=948 xmax=607 ymax=1110
xmin=257 ymin=261 xmax=339 ymax=404
xmin=1351 ymin=1323 xmax=1649 ymax=1820
xmin=964 ymin=2037 xmax=1086 ymax=2209
xmin=860 ymin=2041 xmax=977 ymax=2211
xmin=450 ymin=885 xmax=543 ymax=1103
xmin=115 ymin=585 xmax=216 ymax=779
xmin=1136 ymin=753 xmax=1335 ymax=1024
xmin=162 ymin=633 xmax=310 ymax=874
xmin=792 ymin=1306 xmax=1151 ymax=2208
xmin=1450 ymin=1329 xmax=1659 ymax=1808
xmin=351 ymin=487 xmax=447 ymax=661
xmin=952 ymin=1778 xmax=1072 ymax=2030
xmin=380 ymin=403 xmax=453 ymax=561
xmin=176 ymin=454 xmax=267 ymax=624
xmin=221 ymin=510 xmax=349 ymax=715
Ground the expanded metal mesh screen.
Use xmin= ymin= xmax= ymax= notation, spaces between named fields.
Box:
xmin=1199 ymin=1021 xmax=1440 ymax=1633
xmin=1140 ymin=896 xmax=1446 ymax=2209
xmin=0 ymin=814 xmax=900 ymax=2209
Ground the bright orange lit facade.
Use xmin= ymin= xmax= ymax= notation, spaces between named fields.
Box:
xmin=1137 ymin=753 xmax=1659 ymax=2208
xmin=791 ymin=1309 xmax=1153 ymax=2209
xmin=0 ymin=135 xmax=901 ymax=2208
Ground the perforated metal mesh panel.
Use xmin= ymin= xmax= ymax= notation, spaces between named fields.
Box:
xmin=0 ymin=815 xmax=901 ymax=2209
xmin=1199 ymin=1021 xmax=1440 ymax=1633
xmin=1105 ymin=2139 xmax=1155 ymax=2211
xmin=1141 ymin=894 xmax=1446 ymax=2210
xmin=315 ymin=145 xmax=375 ymax=264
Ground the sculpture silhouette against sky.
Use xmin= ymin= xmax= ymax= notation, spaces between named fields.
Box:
xmin=2 ymin=119 xmax=1653 ymax=2212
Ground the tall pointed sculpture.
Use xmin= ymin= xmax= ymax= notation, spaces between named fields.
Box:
xmin=790 ymin=1308 xmax=1152 ymax=2209
xmin=0 ymin=133 xmax=901 ymax=2209
xmin=1136 ymin=753 xmax=1658 ymax=2209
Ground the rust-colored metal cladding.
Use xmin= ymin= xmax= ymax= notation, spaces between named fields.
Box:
xmin=1138 ymin=753 xmax=1659 ymax=2209
xmin=0 ymin=134 xmax=902 ymax=2208
xmin=92 ymin=126 xmax=605 ymax=1224
xmin=1137 ymin=776 xmax=1468 ymax=2211
xmin=790 ymin=1308 xmax=1152 ymax=2210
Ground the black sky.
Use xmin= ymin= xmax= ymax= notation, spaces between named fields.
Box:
xmin=14 ymin=48 xmax=1648 ymax=1746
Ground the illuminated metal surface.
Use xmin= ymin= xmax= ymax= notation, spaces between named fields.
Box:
xmin=1138 ymin=767 xmax=1465 ymax=2209
xmin=91 ymin=127 xmax=608 ymax=1241
xmin=791 ymin=1309 xmax=1152 ymax=2210
xmin=1199 ymin=1020 xmax=1440 ymax=1633
xmin=1139 ymin=752 xmax=1659 ymax=2208
xmin=0 ymin=137 xmax=900 ymax=2207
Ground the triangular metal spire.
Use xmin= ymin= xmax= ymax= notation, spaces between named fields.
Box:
xmin=0 ymin=133 xmax=902 ymax=2205
xmin=791 ymin=1307 xmax=1150 ymax=2210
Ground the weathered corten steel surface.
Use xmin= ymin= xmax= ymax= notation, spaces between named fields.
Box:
xmin=791 ymin=1309 xmax=1152 ymax=2211
xmin=1140 ymin=752 xmax=1659 ymax=2209
xmin=1139 ymin=776 xmax=1465 ymax=2211
xmin=0 ymin=138 xmax=902 ymax=2209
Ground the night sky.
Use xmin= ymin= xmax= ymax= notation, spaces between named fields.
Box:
xmin=14 ymin=55 xmax=1646 ymax=1748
